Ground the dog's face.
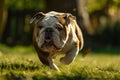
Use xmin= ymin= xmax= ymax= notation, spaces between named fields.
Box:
xmin=30 ymin=12 xmax=72 ymax=51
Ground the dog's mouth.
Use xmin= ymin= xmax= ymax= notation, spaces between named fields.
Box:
xmin=41 ymin=39 xmax=61 ymax=50
xmin=44 ymin=39 xmax=53 ymax=47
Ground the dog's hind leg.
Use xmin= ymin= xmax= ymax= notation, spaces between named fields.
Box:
xmin=60 ymin=47 xmax=79 ymax=65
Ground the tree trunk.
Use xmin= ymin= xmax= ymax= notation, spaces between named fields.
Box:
xmin=76 ymin=0 xmax=94 ymax=35
xmin=0 ymin=0 xmax=5 ymax=40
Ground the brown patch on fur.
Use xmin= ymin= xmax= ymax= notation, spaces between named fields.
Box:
xmin=55 ymin=15 xmax=68 ymax=41
xmin=69 ymin=17 xmax=84 ymax=50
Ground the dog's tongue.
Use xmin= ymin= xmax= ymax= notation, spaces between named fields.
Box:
xmin=45 ymin=39 xmax=52 ymax=43
xmin=44 ymin=39 xmax=53 ymax=48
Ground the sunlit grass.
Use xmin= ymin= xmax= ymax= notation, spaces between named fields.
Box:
xmin=0 ymin=44 xmax=120 ymax=80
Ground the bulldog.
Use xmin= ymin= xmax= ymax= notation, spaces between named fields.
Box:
xmin=30 ymin=11 xmax=84 ymax=71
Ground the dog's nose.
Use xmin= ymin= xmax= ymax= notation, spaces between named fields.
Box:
xmin=45 ymin=28 xmax=53 ymax=32
xmin=45 ymin=28 xmax=53 ymax=40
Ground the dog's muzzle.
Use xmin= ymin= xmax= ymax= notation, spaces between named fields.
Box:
xmin=44 ymin=28 xmax=53 ymax=47
xmin=45 ymin=28 xmax=53 ymax=40
xmin=41 ymin=28 xmax=61 ymax=50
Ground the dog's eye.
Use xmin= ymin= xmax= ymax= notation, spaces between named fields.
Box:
xmin=56 ymin=24 xmax=63 ymax=31
xmin=56 ymin=26 xmax=63 ymax=31
xmin=38 ymin=26 xmax=43 ymax=29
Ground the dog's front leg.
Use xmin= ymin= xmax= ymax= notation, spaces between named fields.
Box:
xmin=60 ymin=47 xmax=79 ymax=65
xmin=48 ymin=57 xmax=59 ymax=71
xmin=36 ymin=50 xmax=59 ymax=71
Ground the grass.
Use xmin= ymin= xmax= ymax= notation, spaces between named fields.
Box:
xmin=0 ymin=44 xmax=120 ymax=80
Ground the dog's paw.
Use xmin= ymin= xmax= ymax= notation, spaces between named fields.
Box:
xmin=60 ymin=57 xmax=73 ymax=65
xmin=50 ymin=63 xmax=60 ymax=71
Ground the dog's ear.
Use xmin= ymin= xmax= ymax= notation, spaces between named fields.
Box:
xmin=56 ymin=13 xmax=76 ymax=25
xmin=30 ymin=12 xmax=45 ymax=24
xmin=63 ymin=13 xmax=76 ymax=25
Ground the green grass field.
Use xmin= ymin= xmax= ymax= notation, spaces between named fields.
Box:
xmin=0 ymin=44 xmax=120 ymax=80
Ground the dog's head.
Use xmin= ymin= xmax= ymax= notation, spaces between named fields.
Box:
xmin=30 ymin=11 xmax=75 ymax=51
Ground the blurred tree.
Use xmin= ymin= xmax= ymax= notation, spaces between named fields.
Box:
xmin=86 ymin=0 xmax=120 ymax=46
xmin=86 ymin=0 xmax=120 ymax=33
xmin=0 ymin=0 xmax=5 ymax=40
xmin=76 ymin=0 xmax=94 ymax=35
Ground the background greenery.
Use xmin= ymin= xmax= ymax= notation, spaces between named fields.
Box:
xmin=0 ymin=0 xmax=120 ymax=79
xmin=0 ymin=0 xmax=120 ymax=48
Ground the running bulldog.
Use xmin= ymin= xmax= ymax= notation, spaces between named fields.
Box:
xmin=30 ymin=11 xmax=84 ymax=71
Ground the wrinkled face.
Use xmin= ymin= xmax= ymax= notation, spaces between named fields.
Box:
xmin=31 ymin=12 xmax=71 ymax=51
xmin=37 ymin=16 xmax=67 ymax=50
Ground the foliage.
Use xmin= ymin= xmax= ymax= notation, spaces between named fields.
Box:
xmin=86 ymin=0 xmax=120 ymax=13
xmin=5 ymin=0 xmax=45 ymax=10
xmin=86 ymin=0 xmax=107 ymax=13
xmin=0 ymin=45 xmax=120 ymax=80
xmin=111 ymin=0 xmax=120 ymax=8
